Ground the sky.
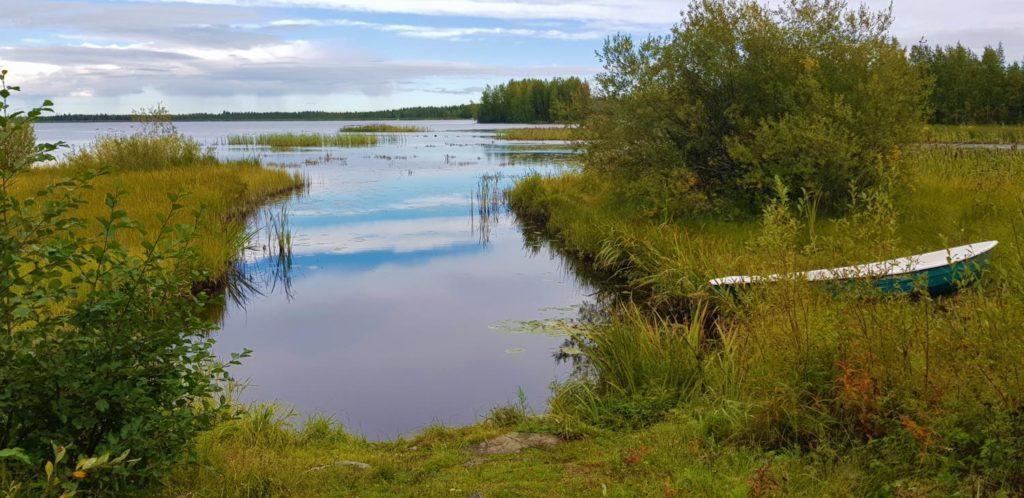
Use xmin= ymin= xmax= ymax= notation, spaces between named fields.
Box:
xmin=2 ymin=0 xmax=1023 ymax=114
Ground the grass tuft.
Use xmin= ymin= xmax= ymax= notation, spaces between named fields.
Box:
xmin=227 ymin=132 xmax=382 ymax=149
xmin=495 ymin=127 xmax=576 ymax=141
xmin=340 ymin=123 xmax=425 ymax=133
xmin=920 ymin=124 xmax=1024 ymax=144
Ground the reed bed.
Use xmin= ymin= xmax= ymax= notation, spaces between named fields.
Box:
xmin=921 ymin=124 xmax=1024 ymax=144
xmin=13 ymin=134 xmax=306 ymax=284
xmin=340 ymin=123 xmax=426 ymax=133
xmin=226 ymin=132 xmax=381 ymax=149
xmin=495 ymin=127 xmax=576 ymax=141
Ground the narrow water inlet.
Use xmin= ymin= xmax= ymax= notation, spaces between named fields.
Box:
xmin=34 ymin=120 xmax=593 ymax=440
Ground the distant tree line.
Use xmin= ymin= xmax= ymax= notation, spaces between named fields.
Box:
xmin=912 ymin=43 xmax=1024 ymax=124
xmin=37 ymin=104 xmax=476 ymax=123
xmin=476 ymin=77 xmax=590 ymax=124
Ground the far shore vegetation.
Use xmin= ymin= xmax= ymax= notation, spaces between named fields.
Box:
xmin=477 ymin=77 xmax=590 ymax=124
xmin=4 ymin=0 xmax=1024 ymax=495
xmin=37 ymin=104 xmax=476 ymax=123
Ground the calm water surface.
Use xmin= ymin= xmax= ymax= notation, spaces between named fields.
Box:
xmin=36 ymin=120 xmax=591 ymax=440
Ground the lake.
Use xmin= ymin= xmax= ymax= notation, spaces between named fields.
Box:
xmin=35 ymin=120 xmax=592 ymax=440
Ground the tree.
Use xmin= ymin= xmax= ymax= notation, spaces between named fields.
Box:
xmin=583 ymin=0 xmax=928 ymax=214
xmin=476 ymin=78 xmax=590 ymax=123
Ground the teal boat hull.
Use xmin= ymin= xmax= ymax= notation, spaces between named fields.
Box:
xmin=872 ymin=253 xmax=991 ymax=295
xmin=712 ymin=242 xmax=998 ymax=297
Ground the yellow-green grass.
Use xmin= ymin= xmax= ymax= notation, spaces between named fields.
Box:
xmin=160 ymin=403 xmax=863 ymax=497
xmin=495 ymin=127 xmax=576 ymax=141
xmin=163 ymin=147 xmax=1024 ymax=496
xmin=340 ymin=123 xmax=426 ymax=133
xmin=921 ymin=124 xmax=1024 ymax=144
xmin=13 ymin=158 xmax=305 ymax=284
xmin=227 ymin=132 xmax=380 ymax=149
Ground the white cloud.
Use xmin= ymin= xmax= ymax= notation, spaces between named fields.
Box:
xmin=260 ymin=18 xmax=606 ymax=40
xmin=144 ymin=0 xmax=680 ymax=26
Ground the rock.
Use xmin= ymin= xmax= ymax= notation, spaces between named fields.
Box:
xmin=462 ymin=457 xmax=489 ymax=468
xmin=469 ymin=433 xmax=561 ymax=455
xmin=303 ymin=460 xmax=372 ymax=474
xmin=336 ymin=460 xmax=372 ymax=470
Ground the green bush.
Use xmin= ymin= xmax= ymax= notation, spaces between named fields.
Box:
xmin=0 ymin=74 xmax=241 ymax=492
xmin=584 ymin=0 xmax=927 ymax=213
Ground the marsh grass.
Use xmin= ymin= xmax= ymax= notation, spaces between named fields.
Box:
xmin=66 ymin=133 xmax=213 ymax=171
xmin=921 ymin=124 xmax=1024 ymax=144
xmin=504 ymin=145 xmax=1024 ymax=493
xmin=495 ymin=127 xmax=576 ymax=141
xmin=159 ymin=143 xmax=1024 ymax=496
xmin=340 ymin=123 xmax=425 ymax=133
xmin=13 ymin=134 xmax=306 ymax=285
xmin=226 ymin=132 xmax=383 ymax=149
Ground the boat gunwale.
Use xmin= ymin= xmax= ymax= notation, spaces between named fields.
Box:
xmin=709 ymin=240 xmax=999 ymax=287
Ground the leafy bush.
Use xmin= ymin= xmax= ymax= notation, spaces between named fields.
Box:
xmin=0 ymin=73 xmax=241 ymax=491
xmin=584 ymin=0 xmax=927 ymax=213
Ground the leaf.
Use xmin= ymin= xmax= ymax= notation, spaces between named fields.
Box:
xmin=0 ymin=448 xmax=32 ymax=466
xmin=95 ymin=399 xmax=109 ymax=412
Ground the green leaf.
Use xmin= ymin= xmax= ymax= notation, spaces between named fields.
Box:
xmin=95 ymin=399 xmax=109 ymax=412
xmin=12 ymin=306 xmax=31 ymax=319
xmin=0 ymin=448 xmax=32 ymax=466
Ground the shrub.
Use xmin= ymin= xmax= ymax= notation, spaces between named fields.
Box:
xmin=584 ymin=0 xmax=927 ymax=213
xmin=0 ymin=73 xmax=241 ymax=491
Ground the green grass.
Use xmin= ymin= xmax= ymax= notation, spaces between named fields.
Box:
xmin=161 ymin=146 xmax=1024 ymax=496
xmin=159 ymin=402 xmax=873 ymax=497
xmin=495 ymin=127 xmax=576 ymax=141
xmin=227 ymin=132 xmax=381 ymax=149
xmin=14 ymin=134 xmax=306 ymax=284
xmin=921 ymin=124 xmax=1024 ymax=144
xmin=340 ymin=123 xmax=426 ymax=133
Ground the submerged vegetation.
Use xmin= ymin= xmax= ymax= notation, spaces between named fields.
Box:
xmin=494 ymin=127 xmax=575 ymax=141
xmin=227 ymin=132 xmax=383 ymax=149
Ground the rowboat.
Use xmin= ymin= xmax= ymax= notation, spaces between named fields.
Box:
xmin=709 ymin=241 xmax=998 ymax=295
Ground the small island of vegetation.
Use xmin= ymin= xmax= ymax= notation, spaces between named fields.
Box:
xmin=339 ymin=124 xmax=426 ymax=133
xmin=226 ymin=132 xmax=384 ymax=149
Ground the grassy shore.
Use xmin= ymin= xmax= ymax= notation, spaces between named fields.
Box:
xmin=162 ymin=145 xmax=1024 ymax=496
xmin=340 ymin=123 xmax=426 ymax=133
xmin=13 ymin=134 xmax=305 ymax=284
xmin=227 ymin=132 xmax=382 ymax=149
xmin=495 ymin=128 xmax=575 ymax=141
xmin=921 ymin=124 xmax=1024 ymax=144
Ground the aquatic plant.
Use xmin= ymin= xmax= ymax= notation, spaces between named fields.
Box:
xmin=340 ymin=123 xmax=425 ymax=133
xmin=495 ymin=127 xmax=575 ymax=141
xmin=226 ymin=132 xmax=380 ymax=149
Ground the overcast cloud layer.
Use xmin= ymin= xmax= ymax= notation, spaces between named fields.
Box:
xmin=2 ymin=0 xmax=1022 ymax=113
